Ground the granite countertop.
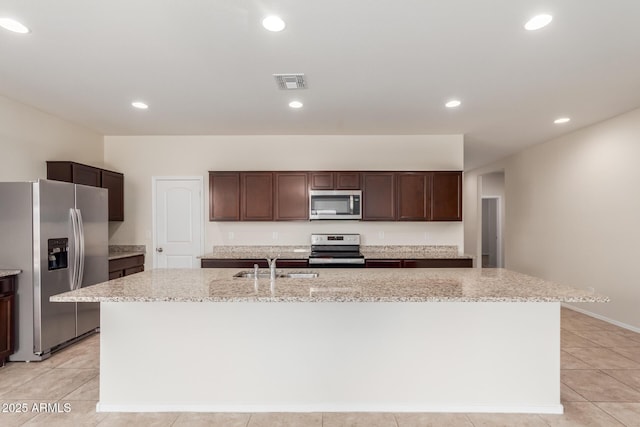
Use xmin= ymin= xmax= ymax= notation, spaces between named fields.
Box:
xmin=0 ymin=269 xmax=21 ymax=278
xmin=200 ymin=246 xmax=310 ymax=260
xmin=108 ymin=245 xmax=146 ymax=261
xmin=200 ymin=245 xmax=471 ymax=260
xmin=50 ymin=268 xmax=608 ymax=303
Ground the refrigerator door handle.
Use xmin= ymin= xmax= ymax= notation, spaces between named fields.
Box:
xmin=69 ymin=208 xmax=79 ymax=291
xmin=76 ymin=208 xmax=85 ymax=290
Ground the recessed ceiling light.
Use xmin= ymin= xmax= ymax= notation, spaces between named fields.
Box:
xmin=289 ymin=101 xmax=303 ymax=109
xmin=262 ymin=16 xmax=286 ymax=32
xmin=445 ymin=100 xmax=461 ymax=108
xmin=0 ymin=17 xmax=30 ymax=34
xmin=525 ymin=14 xmax=553 ymax=31
xmin=131 ymin=101 xmax=149 ymax=110
xmin=554 ymin=117 xmax=570 ymax=124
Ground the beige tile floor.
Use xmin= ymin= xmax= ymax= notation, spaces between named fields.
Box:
xmin=1 ymin=307 xmax=640 ymax=426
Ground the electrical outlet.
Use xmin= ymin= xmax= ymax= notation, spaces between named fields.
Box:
xmin=588 ymin=287 xmax=595 ymax=293
xmin=272 ymin=231 xmax=279 ymax=241
xmin=378 ymin=231 xmax=385 ymax=240
xmin=423 ymin=232 xmax=429 ymax=241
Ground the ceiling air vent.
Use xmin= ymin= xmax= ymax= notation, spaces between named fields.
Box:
xmin=273 ymin=73 xmax=307 ymax=90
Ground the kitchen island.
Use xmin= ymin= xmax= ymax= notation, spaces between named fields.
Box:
xmin=51 ymin=268 xmax=606 ymax=414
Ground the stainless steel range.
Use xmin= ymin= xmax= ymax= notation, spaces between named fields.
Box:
xmin=308 ymin=233 xmax=365 ymax=267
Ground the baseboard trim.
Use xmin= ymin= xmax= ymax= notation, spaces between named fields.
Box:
xmin=96 ymin=402 xmax=564 ymax=414
xmin=562 ymin=304 xmax=640 ymax=333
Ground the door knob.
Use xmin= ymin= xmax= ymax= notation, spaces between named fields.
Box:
xmin=156 ymin=247 xmax=163 ymax=253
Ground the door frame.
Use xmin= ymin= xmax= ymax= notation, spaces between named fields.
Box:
xmin=481 ymin=196 xmax=503 ymax=268
xmin=151 ymin=176 xmax=205 ymax=268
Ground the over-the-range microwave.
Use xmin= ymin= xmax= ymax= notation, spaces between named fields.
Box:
xmin=309 ymin=190 xmax=362 ymax=220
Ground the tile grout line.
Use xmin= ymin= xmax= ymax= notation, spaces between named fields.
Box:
xmin=592 ymin=401 xmax=632 ymax=427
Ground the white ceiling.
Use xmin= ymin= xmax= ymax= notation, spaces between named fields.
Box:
xmin=1 ymin=0 xmax=640 ymax=170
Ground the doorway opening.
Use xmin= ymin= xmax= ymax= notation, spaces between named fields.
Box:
xmin=479 ymin=171 xmax=505 ymax=268
xmin=482 ymin=197 xmax=501 ymax=267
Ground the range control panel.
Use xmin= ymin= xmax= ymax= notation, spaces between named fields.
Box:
xmin=311 ymin=234 xmax=360 ymax=246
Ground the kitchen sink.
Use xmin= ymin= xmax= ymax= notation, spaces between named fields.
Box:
xmin=233 ymin=271 xmax=319 ymax=279
xmin=283 ymin=272 xmax=319 ymax=278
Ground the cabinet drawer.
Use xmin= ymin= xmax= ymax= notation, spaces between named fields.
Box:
xmin=0 ymin=276 xmax=15 ymax=295
xmin=403 ymin=259 xmax=472 ymax=268
xmin=201 ymin=259 xmax=269 ymax=268
xmin=365 ymin=259 xmax=403 ymax=268
xmin=109 ymin=255 xmax=145 ymax=273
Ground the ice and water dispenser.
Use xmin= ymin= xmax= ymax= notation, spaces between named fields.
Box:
xmin=47 ymin=238 xmax=68 ymax=271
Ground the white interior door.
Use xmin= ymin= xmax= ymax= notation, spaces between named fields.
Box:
xmin=154 ymin=177 xmax=204 ymax=268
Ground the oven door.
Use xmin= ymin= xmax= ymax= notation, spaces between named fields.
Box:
xmin=309 ymin=190 xmax=362 ymax=220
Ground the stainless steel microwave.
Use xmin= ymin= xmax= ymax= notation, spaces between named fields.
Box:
xmin=309 ymin=190 xmax=362 ymax=220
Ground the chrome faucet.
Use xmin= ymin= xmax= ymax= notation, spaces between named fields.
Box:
xmin=265 ymin=255 xmax=278 ymax=280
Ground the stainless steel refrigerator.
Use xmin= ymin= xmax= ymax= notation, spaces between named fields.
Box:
xmin=0 ymin=179 xmax=107 ymax=361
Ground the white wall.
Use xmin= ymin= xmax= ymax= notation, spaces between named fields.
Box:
xmin=465 ymin=107 xmax=640 ymax=329
xmin=0 ymin=95 xmax=104 ymax=181
xmin=104 ymin=135 xmax=464 ymax=259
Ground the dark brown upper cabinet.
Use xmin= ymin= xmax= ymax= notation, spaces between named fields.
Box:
xmin=309 ymin=172 xmax=360 ymax=190
xmin=208 ymin=169 xmax=461 ymax=222
xmin=362 ymin=172 xmax=396 ymax=220
xmin=47 ymin=161 xmax=124 ymax=221
xmin=396 ymin=172 xmax=430 ymax=221
xmin=101 ymin=170 xmax=124 ymax=221
xmin=209 ymin=172 xmax=241 ymax=221
xmin=47 ymin=161 xmax=101 ymax=187
xmin=274 ymin=172 xmax=309 ymax=221
xmin=241 ymin=172 xmax=273 ymax=221
xmin=430 ymin=171 xmax=462 ymax=221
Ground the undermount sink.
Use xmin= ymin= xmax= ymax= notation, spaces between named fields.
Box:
xmin=233 ymin=271 xmax=319 ymax=279
xmin=283 ymin=272 xmax=319 ymax=278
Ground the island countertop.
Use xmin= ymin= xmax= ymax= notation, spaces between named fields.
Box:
xmin=51 ymin=268 xmax=608 ymax=303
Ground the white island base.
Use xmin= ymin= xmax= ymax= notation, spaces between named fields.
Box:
xmin=97 ymin=301 xmax=562 ymax=414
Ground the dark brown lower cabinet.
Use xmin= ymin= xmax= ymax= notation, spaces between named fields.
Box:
xmin=365 ymin=259 xmax=403 ymax=268
xmin=366 ymin=259 xmax=472 ymax=268
xmin=202 ymin=258 xmax=471 ymax=268
xmin=109 ymin=255 xmax=145 ymax=279
xmin=201 ymin=259 xmax=309 ymax=269
xmin=0 ymin=275 xmax=16 ymax=366
xmin=402 ymin=259 xmax=472 ymax=268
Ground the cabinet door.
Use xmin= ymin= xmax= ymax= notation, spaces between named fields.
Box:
xmin=362 ymin=172 xmax=395 ymax=220
xmin=335 ymin=172 xmax=361 ymax=189
xmin=241 ymin=173 xmax=273 ymax=221
xmin=101 ymin=170 xmax=124 ymax=221
xmin=0 ymin=294 xmax=13 ymax=360
xmin=108 ymin=270 xmax=124 ymax=280
xmin=274 ymin=172 xmax=309 ymax=220
xmin=72 ymin=163 xmax=102 ymax=187
xmin=209 ymin=172 xmax=240 ymax=221
xmin=396 ymin=173 xmax=429 ymax=221
xmin=309 ymin=172 xmax=334 ymax=190
xmin=431 ymin=172 xmax=462 ymax=221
